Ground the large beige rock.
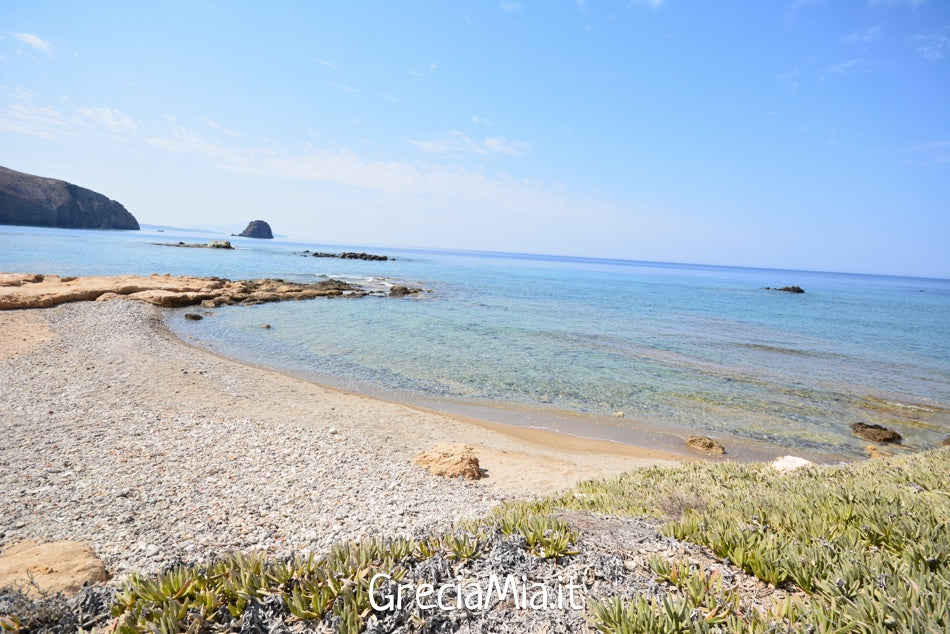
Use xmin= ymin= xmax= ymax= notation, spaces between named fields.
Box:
xmin=412 ymin=444 xmax=482 ymax=480
xmin=0 ymin=541 xmax=109 ymax=598
xmin=0 ymin=273 xmax=363 ymax=310
xmin=686 ymin=435 xmax=725 ymax=454
xmin=770 ymin=455 xmax=814 ymax=474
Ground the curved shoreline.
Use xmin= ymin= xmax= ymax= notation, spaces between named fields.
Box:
xmin=0 ymin=299 xmax=683 ymax=581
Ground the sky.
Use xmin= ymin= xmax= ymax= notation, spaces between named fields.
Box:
xmin=1 ymin=1 xmax=948 ymax=277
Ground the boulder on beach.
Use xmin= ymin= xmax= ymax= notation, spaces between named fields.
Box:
xmin=851 ymin=422 xmax=902 ymax=444
xmin=237 ymin=220 xmax=273 ymax=239
xmin=0 ymin=541 xmax=109 ymax=599
xmin=686 ymin=435 xmax=725 ymax=454
xmin=0 ymin=165 xmax=139 ymax=230
xmin=412 ymin=444 xmax=482 ymax=480
xmin=770 ymin=455 xmax=814 ymax=474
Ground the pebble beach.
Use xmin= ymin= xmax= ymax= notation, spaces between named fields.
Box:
xmin=0 ymin=298 xmax=677 ymax=579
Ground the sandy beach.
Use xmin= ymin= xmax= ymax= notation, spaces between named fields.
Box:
xmin=0 ymin=298 xmax=680 ymax=578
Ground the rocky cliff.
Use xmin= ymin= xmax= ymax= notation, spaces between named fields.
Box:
xmin=0 ymin=165 xmax=140 ymax=230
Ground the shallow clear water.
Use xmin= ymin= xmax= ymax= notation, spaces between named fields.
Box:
xmin=3 ymin=224 xmax=948 ymax=460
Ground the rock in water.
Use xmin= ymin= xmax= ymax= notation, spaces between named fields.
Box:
xmin=765 ymin=285 xmax=805 ymax=293
xmin=238 ymin=220 xmax=273 ymax=239
xmin=0 ymin=541 xmax=109 ymax=598
xmin=412 ymin=444 xmax=483 ymax=480
xmin=851 ymin=422 xmax=902 ymax=444
xmin=0 ymin=165 xmax=139 ymax=230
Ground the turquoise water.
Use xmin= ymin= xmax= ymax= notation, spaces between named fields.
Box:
xmin=3 ymin=224 xmax=948 ymax=460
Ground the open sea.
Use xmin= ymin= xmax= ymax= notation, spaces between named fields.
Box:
xmin=2 ymin=224 xmax=948 ymax=462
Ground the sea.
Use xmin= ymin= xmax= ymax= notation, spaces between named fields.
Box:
xmin=2 ymin=224 xmax=948 ymax=463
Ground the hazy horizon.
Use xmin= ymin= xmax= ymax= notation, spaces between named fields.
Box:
xmin=2 ymin=1 xmax=948 ymax=278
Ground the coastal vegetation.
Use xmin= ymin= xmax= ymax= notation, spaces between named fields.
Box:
xmin=7 ymin=448 xmax=943 ymax=632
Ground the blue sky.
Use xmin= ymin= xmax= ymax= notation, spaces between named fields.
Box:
xmin=1 ymin=1 xmax=948 ymax=277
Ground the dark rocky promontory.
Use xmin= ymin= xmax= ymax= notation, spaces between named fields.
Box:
xmin=237 ymin=220 xmax=273 ymax=239
xmin=0 ymin=165 xmax=139 ymax=230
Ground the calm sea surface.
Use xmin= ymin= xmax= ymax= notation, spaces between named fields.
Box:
xmin=3 ymin=224 xmax=948 ymax=461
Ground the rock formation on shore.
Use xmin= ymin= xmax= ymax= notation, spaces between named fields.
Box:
xmin=237 ymin=220 xmax=273 ymax=239
xmin=0 ymin=165 xmax=139 ymax=230
xmin=0 ymin=273 xmax=364 ymax=310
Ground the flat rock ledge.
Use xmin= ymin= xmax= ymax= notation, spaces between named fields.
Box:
xmin=0 ymin=541 xmax=109 ymax=599
xmin=0 ymin=272 xmax=364 ymax=310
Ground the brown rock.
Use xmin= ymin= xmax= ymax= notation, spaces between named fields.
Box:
xmin=686 ymin=435 xmax=725 ymax=454
xmin=0 ymin=541 xmax=109 ymax=598
xmin=412 ymin=444 xmax=482 ymax=480
xmin=941 ymin=436 xmax=950 ymax=447
xmin=390 ymin=285 xmax=421 ymax=297
xmin=184 ymin=313 xmax=203 ymax=321
xmin=851 ymin=422 xmax=902 ymax=444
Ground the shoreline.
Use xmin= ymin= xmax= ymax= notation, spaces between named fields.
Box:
xmin=164 ymin=307 xmax=689 ymax=491
xmin=0 ymin=299 xmax=682 ymax=580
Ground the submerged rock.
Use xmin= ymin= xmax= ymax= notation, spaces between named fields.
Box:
xmin=851 ymin=422 xmax=902 ymax=444
xmin=184 ymin=313 xmax=203 ymax=321
xmin=686 ymin=435 xmax=725 ymax=454
xmin=412 ymin=444 xmax=482 ymax=480
xmin=237 ymin=220 xmax=273 ymax=239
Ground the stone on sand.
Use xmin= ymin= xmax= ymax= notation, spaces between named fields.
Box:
xmin=0 ymin=541 xmax=109 ymax=598
xmin=412 ymin=444 xmax=482 ymax=480
xmin=686 ymin=435 xmax=725 ymax=454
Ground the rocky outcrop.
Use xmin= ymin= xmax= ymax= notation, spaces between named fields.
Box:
xmin=389 ymin=285 xmax=422 ymax=297
xmin=156 ymin=240 xmax=234 ymax=249
xmin=412 ymin=444 xmax=482 ymax=480
xmin=302 ymin=250 xmax=390 ymax=261
xmin=686 ymin=435 xmax=725 ymax=454
xmin=765 ymin=286 xmax=804 ymax=293
xmin=0 ymin=165 xmax=139 ymax=230
xmin=237 ymin=220 xmax=273 ymax=239
xmin=851 ymin=422 xmax=902 ymax=444
xmin=0 ymin=541 xmax=109 ymax=598
xmin=0 ymin=273 xmax=365 ymax=310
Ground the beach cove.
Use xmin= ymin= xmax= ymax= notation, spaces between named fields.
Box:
xmin=0 ymin=294 xmax=682 ymax=577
